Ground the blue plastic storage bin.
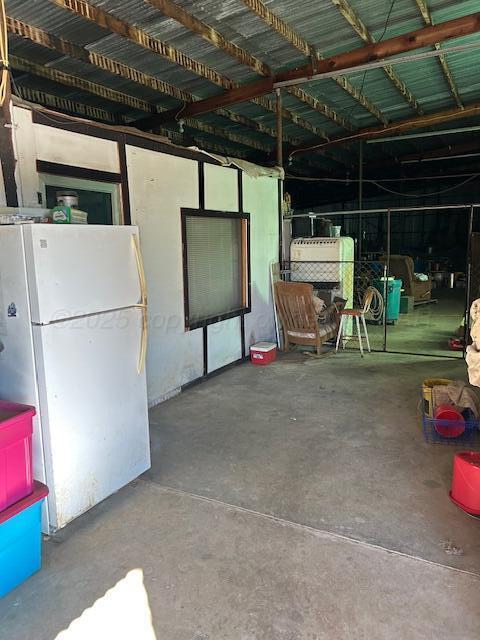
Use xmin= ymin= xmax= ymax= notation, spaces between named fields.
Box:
xmin=0 ymin=481 xmax=48 ymax=597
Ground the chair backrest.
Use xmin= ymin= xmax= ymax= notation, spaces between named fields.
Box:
xmin=362 ymin=287 xmax=375 ymax=314
xmin=274 ymin=281 xmax=317 ymax=334
xmin=380 ymin=254 xmax=414 ymax=284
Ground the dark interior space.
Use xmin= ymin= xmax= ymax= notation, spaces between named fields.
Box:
xmin=45 ymin=186 xmax=113 ymax=225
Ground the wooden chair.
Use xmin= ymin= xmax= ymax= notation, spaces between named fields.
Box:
xmin=335 ymin=286 xmax=375 ymax=357
xmin=274 ymin=281 xmax=341 ymax=356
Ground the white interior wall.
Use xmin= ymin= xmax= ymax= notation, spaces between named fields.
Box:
xmin=243 ymin=173 xmax=279 ymax=347
xmin=8 ymin=106 xmax=120 ymax=207
xmin=12 ymin=107 xmax=40 ymax=207
xmin=126 ymin=145 xmax=204 ymax=405
xmin=207 ymin=317 xmax=242 ymax=372
xmin=204 ymin=163 xmax=238 ymax=211
xmin=33 ymin=123 xmax=120 ymax=173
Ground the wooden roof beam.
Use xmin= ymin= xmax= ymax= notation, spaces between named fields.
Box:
xmin=8 ymin=57 xmax=274 ymax=154
xmin=47 ymin=0 xmax=332 ymax=141
xmin=145 ymin=0 xmax=270 ymax=77
xmin=14 ymin=84 xmax=121 ymax=123
xmin=135 ymin=10 xmax=480 ymax=128
xmin=9 ymin=19 xmax=354 ymax=166
xmin=414 ymin=0 xmax=463 ymax=108
xmin=331 ymin=0 xmax=423 ymax=115
xmin=241 ymin=0 xmax=388 ymax=125
xmin=6 ymin=17 xmax=299 ymax=146
xmin=146 ymin=0 xmax=355 ymax=131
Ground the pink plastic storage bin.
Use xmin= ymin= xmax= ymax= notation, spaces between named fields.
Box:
xmin=0 ymin=401 xmax=35 ymax=512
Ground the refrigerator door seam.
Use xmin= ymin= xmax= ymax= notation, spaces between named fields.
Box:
xmin=31 ymin=304 xmax=145 ymax=326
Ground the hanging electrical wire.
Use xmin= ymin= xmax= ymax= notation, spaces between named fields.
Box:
xmin=344 ymin=0 xmax=397 ymax=123
xmin=286 ymin=169 xmax=480 ymax=197
xmin=0 ymin=0 xmax=8 ymax=108
xmin=369 ymin=174 xmax=479 ymax=197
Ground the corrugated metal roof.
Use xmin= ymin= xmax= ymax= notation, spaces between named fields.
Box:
xmin=5 ymin=0 xmax=480 ymax=171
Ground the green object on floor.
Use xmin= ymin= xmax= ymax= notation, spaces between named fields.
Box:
xmin=373 ymin=278 xmax=403 ymax=322
xmin=400 ymin=295 xmax=414 ymax=314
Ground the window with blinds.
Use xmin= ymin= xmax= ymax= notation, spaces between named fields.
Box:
xmin=182 ymin=209 xmax=250 ymax=329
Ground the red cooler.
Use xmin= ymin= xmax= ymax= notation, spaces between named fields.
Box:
xmin=450 ymin=451 xmax=480 ymax=515
xmin=250 ymin=342 xmax=277 ymax=365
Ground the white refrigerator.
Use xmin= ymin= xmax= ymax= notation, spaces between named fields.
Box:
xmin=0 ymin=224 xmax=151 ymax=532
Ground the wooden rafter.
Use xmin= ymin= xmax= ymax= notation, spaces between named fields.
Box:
xmin=14 ymin=85 xmax=121 ymax=123
xmin=240 ymin=0 xmax=388 ymax=125
xmin=9 ymin=56 xmax=273 ymax=154
xmin=146 ymin=0 xmax=354 ymax=131
xmin=10 ymin=55 xmax=156 ymax=113
xmin=47 ymin=0 xmax=332 ymax=141
xmin=414 ymin=0 xmax=463 ymax=108
xmin=49 ymin=0 xmax=232 ymax=88
xmin=144 ymin=0 xmax=270 ymax=77
xmin=330 ymin=0 xmax=423 ymax=115
xmin=9 ymin=21 xmax=353 ymax=166
xmin=135 ymin=11 xmax=480 ymax=127
xmin=7 ymin=17 xmax=191 ymax=102
xmin=6 ymin=17 xmax=301 ymax=147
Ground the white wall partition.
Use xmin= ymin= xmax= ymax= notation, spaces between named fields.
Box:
xmin=126 ymin=145 xmax=203 ymax=405
xmin=204 ymin=163 xmax=238 ymax=211
xmin=33 ymin=123 xmax=120 ymax=173
xmin=1 ymin=103 xmax=280 ymax=406
xmin=207 ymin=317 xmax=242 ymax=372
xmin=243 ymin=172 xmax=279 ymax=348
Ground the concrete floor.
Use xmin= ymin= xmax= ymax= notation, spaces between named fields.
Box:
xmin=2 ymin=351 xmax=480 ymax=638
xmin=367 ymin=288 xmax=465 ymax=356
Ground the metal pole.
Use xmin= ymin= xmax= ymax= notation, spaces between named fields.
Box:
xmin=384 ymin=208 xmax=391 ymax=352
xmin=464 ymin=204 xmax=475 ymax=358
xmin=275 ymin=88 xmax=283 ymax=168
xmin=358 ymin=140 xmax=364 ymax=260
xmin=288 ymin=203 xmax=480 ymax=217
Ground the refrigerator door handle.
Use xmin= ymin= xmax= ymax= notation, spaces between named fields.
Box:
xmin=137 ymin=303 xmax=148 ymax=375
xmin=132 ymin=234 xmax=148 ymax=374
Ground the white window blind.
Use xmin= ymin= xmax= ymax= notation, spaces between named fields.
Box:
xmin=185 ymin=215 xmax=245 ymax=324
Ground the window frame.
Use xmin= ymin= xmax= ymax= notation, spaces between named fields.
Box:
xmin=38 ymin=173 xmax=122 ymax=225
xmin=181 ymin=207 xmax=251 ymax=331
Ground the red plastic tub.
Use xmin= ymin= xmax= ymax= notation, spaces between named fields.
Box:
xmin=434 ymin=404 xmax=465 ymax=438
xmin=450 ymin=452 xmax=480 ymax=515
xmin=250 ymin=342 xmax=277 ymax=365
xmin=0 ymin=401 xmax=35 ymax=512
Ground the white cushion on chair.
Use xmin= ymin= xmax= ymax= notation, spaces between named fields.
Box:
xmin=288 ymin=330 xmax=316 ymax=339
